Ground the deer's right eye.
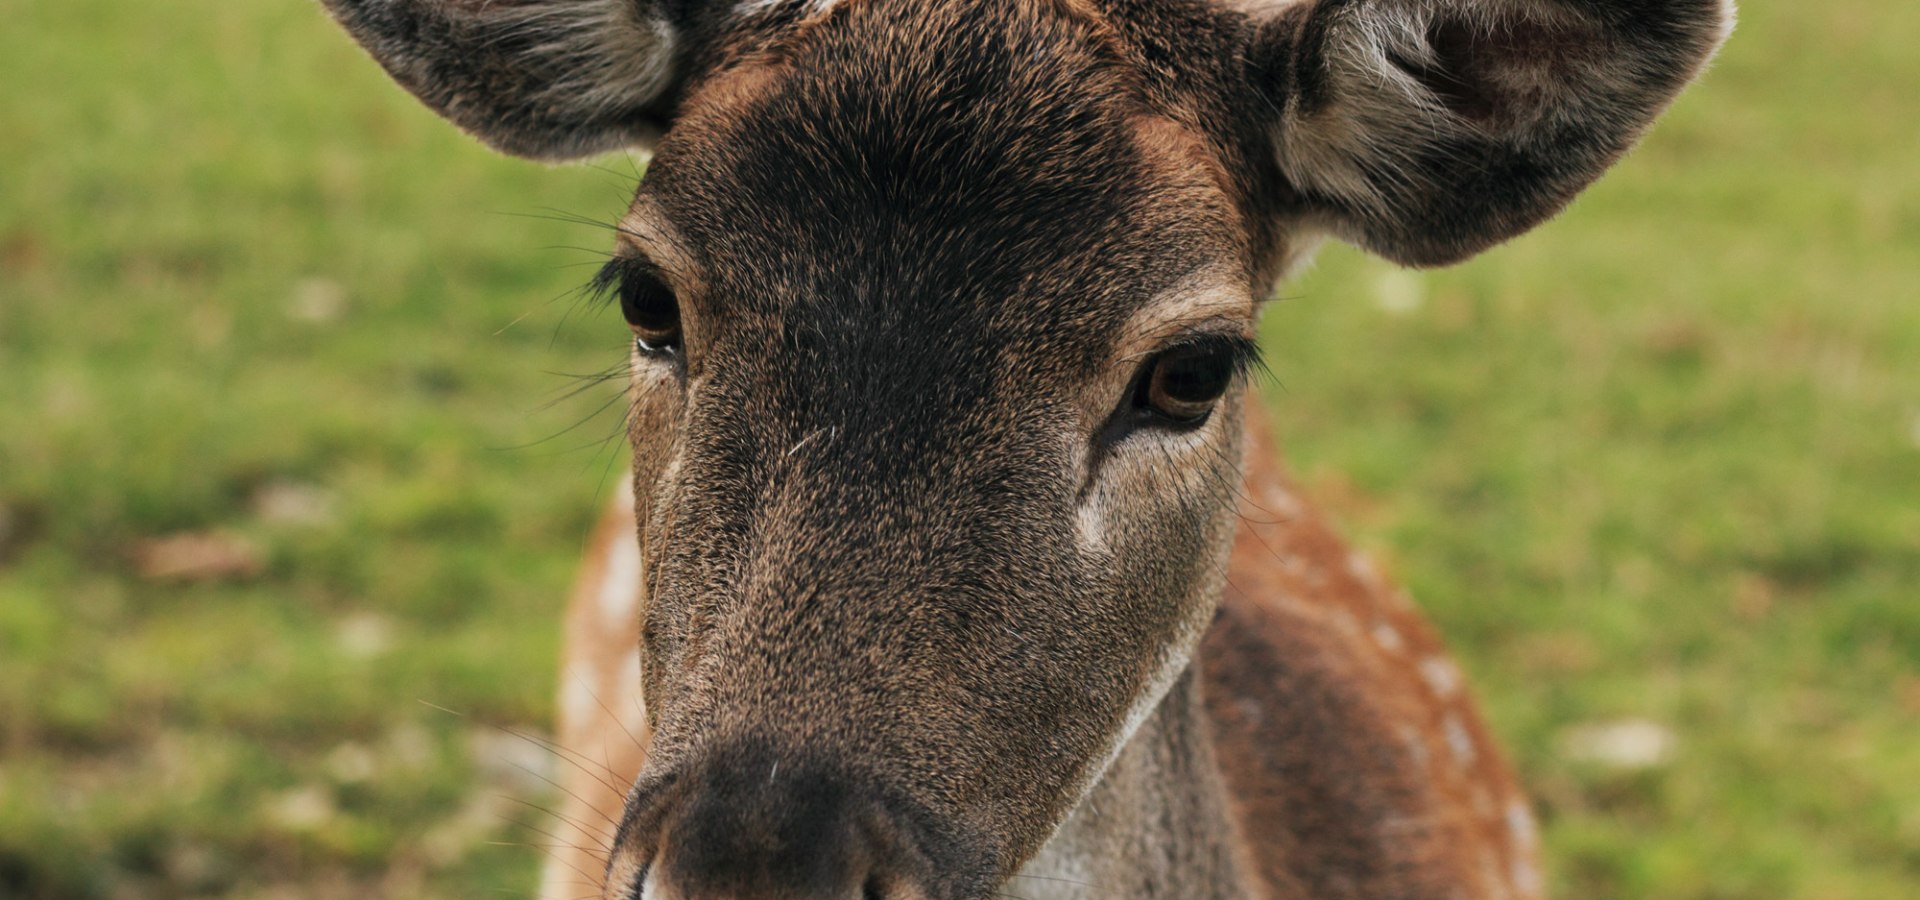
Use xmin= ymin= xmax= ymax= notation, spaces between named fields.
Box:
xmin=1124 ymin=333 xmax=1260 ymax=429
xmin=618 ymin=266 xmax=682 ymax=355
xmin=594 ymin=257 xmax=682 ymax=357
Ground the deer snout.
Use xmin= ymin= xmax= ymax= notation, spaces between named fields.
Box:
xmin=613 ymin=745 xmax=946 ymax=900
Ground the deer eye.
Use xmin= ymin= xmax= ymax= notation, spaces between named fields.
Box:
xmin=613 ymin=263 xmax=681 ymax=355
xmin=1132 ymin=337 xmax=1251 ymax=426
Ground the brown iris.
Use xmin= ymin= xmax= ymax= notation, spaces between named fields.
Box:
xmin=1135 ymin=341 xmax=1240 ymax=424
xmin=617 ymin=264 xmax=681 ymax=354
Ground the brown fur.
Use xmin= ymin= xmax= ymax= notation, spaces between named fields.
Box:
xmin=1202 ymin=399 xmax=1537 ymax=899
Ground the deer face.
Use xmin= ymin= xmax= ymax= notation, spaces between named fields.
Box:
xmin=321 ymin=0 xmax=1729 ymax=895
xmin=603 ymin=7 xmax=1262 ymax=893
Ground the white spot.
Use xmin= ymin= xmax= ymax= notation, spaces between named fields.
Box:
xmin=1399 ymin=725 xmax=1430 ymax=769
xmin=1506 ymin=800 xmax=1539 ymax=850
xmin=1076 ymin=500 xmax=1107 ymax=551
xmin=599 ymin=533 xmax=643 ymax=621
xmin=1506 ymin=800 xmax=1545 ymax=896
xmin=1371 ymin=620 xmax=1405 ymax=654
xmin=1419 ymin=656 xmax=1462 ymax=698
xmin=1443 ymin=715 xmax=1477 ymax=766
xmin=1347 ymin=551 xmax=1384 ymax=587
xmin=1512 ymin=857 xmax=1543 ymax=898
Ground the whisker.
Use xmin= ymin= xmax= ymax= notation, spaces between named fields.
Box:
xmin=1006 ymin=873 xmax=1095 ymax=887
xmin=574 ymin=673 xmax=649 ymax=756
xmin=496 ymin=823 xmax=609 ymax=891
xmin=493 ymin=375 xmax=633 ymax=453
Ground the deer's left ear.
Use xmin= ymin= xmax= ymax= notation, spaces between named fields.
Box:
xmin=1245 ymin=0 xmax=1734 ymax=266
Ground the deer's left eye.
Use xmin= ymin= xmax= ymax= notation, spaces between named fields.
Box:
xmin=618 ymin=266 xmax=681 ymax=355
xmin=1130 ymin=336 xmax=1255 ymax=427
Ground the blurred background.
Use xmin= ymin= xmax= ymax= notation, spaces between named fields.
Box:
xmin=1 ymin=1 xmax=1915 ymax=897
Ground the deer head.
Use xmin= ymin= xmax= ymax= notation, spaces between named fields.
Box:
xmin=321 ymin=0 xmax=1729 ymax=896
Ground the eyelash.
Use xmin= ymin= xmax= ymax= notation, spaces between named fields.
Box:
xmin=1136 ymin=333 xmax=1264 ymax=403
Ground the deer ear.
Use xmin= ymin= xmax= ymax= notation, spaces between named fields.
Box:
xmin=320 ymin=0 xmax=685 ymax=160
xmin=1246 ymin=0 xmax=1733 ymax=266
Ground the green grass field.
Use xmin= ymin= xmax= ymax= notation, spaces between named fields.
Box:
xmin=2 ymin=1 xmax=1915 ymax=897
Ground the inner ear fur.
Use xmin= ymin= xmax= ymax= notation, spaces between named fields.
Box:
xmin=319 ymin=0 xmax=683 ymax=160
xmin=1246 ymin=0 xmax=1734 ymax=266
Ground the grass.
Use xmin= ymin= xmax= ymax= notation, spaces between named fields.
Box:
xmin=1 ymin=1 xmax=1914 ymax=897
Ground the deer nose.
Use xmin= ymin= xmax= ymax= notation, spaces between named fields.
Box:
xmin=625 ymin=748 xmax=926 ymax=900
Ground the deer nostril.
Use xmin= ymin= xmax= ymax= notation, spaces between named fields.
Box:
xmin=862 ymin=878 xmax=886 ymax=900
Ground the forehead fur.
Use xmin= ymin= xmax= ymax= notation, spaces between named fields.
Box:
xmin=643 ymin=0 xmax=1243 ymax=349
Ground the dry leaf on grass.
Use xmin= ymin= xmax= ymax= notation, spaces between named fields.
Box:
xmin=131 ymin=531 xmax=265 ymax=583
xmin=1558 ymin=718 xmax=1677 ymax=771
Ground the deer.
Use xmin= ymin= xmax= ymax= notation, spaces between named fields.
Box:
xmin=317 ymin=0 xmax=1730 ymax=897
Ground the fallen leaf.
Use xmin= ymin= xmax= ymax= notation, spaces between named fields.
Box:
xmin=251 ymin=480 xmax=338 ymax=528
xmin=336 ymin=611 xmax=395 ymax=659
xmin=288 ymin=277 xmax=349 ymax=324
xmin=1558 ymin=718 xmax=1677 ymax=771
xmin=132 ymin=531 xmax=264 ymax=583
xmin=326 ymin=742 xmax=378 ymax=784
xmin=269 ymin=785 xmax=336 ymax=832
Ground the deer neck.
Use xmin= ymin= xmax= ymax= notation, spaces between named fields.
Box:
xmin=1015 ymin=664 xmax=1251 ymax=899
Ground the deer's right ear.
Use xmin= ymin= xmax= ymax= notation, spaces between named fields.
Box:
xmin=1243 ymin=0 xmax=1733 ymax=267
xmin=320 ymin=0 xmax=693 ymax=161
